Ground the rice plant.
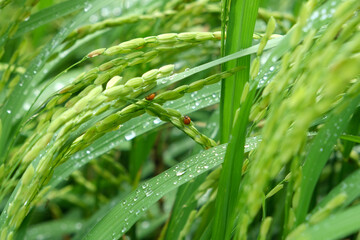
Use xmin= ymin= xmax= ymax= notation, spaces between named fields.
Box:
xmin=0 ymin=0 xmax=359 ymax=239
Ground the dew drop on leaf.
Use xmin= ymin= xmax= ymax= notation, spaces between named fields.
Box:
xmin=125 ymin=131 xmax=136 ymax=141
xmin=84 ymin=2 xmax=92 ymax=12
xmin=176 ymin=170 xmax=186 ymax=176
xmin=153 ymin=118 xmax=162 ymax=124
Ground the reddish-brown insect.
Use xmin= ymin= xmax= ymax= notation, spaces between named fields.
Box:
xmin=183 ymin=115 xmax=191 ymax=125
xmin=145 ymin=93 xmax=156 ymax=101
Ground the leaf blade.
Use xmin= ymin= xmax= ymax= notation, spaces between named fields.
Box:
xmin=81 ymin=136 xmax=261 ymax=240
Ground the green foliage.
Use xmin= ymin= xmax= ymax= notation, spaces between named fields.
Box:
xmin=0 ymin=0 xmax=359 ymax=239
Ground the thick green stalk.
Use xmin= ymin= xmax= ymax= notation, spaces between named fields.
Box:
xmin=214 ymin=0 xmax=259 ymax=238
xmin=213 ymin=88 xmax=256 ymax=239
xmin=220 ymin=0 xmax=259 ymax=143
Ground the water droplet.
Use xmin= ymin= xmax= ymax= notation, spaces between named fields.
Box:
xmin=84 ymin=2 xmax=92 ymax=12
xmin=112 ymin=7 xmax=122 ymax=16
xmin=143 ymin=121 xmax=150 ymax=128
xmin=86 ymin=150 xmax=90 ymax=154
xmin=311 ymin=11 xmax=319 ymax=20
xmin=125 ymin=131 xmax=136 ymax=141
xmin=7 ymin=110 xmax=11 ymax=114
xmin=23 ymin=103 xmax=31 ymax=111
xmin=101 ymin=7 xmax=110 ymax=17
xmin=176 ymin=170 xmax=186 ymax=176
xmin=89 ymin=14 xmax=99 ymax=23
xmin=153 ymin=118 xmax=162 ymax=124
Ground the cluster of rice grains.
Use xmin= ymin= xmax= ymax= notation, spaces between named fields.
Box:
xmin=0 ymin=28 xmax=233 ymax=237
xmin=235 ymin=0 xmax=360 ymax=238
xmin=64 ymin=1 xmax=221 ymax=43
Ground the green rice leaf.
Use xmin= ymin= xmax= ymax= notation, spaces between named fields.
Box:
xmin=295 ymin=92 xmax=360 ymax=224
xmin=26 ymin=218 xmax=85 ymax=240
xmin=14 ymin=0 xmax=90 ymax=38
xmin=80 ymin=136 xmax=261 ymax=239
xmin=72 ymin=190 xmax=130 ymax=240
xmin=129 ymin=132 xmax=158 ymax=185
xmin=164 ymin=111 xmax=220 ymax=239
xmin=340 ymin=134 xmax=360 ymax=144
xmin=342 ymin=109 xmax=360 ymax=158
xmin=220 ymin=0 xmax=259 ymax=142
xmin=213 ymin=0 xmax=260 ymax=238
xmin=152 ymin=37 xmax=282 ymax=93
xmin=311 ymin=168 xmax=360 ymax=215
xmin=289 ymin=204 xmax=360 ymax=240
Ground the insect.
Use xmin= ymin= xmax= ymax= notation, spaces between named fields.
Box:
xmin=183 ymin=115 xmax=191 ymax=125
xmin=145 ymin=93 xmax=156 ymax=101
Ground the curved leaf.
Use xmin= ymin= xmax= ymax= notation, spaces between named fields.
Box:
xmin=295 ymin=92 xmax=360 ymax=224
xmin=289 ymin=204 xmax=360 ymax=240
xmin=14 ymin=0 xmax=89 ymax=38
xmin=81 ymin=136 xmax=260 ymax=239
xmin=310 ymin=168 xmax=360 ymax=215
